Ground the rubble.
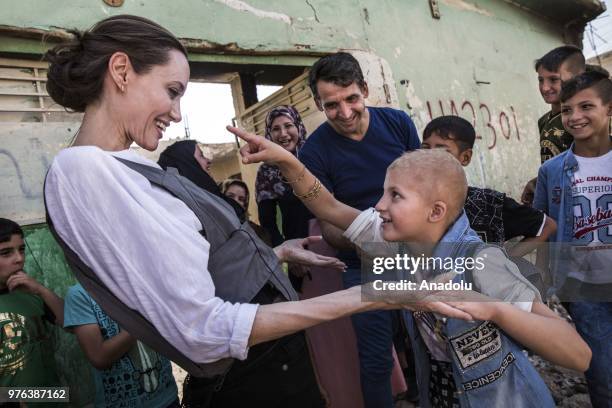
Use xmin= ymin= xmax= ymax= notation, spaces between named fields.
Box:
xmin=530 ymin=355 xmax=591 ymax=408
xmin=530 ymin=300 xmax=592 ymax=408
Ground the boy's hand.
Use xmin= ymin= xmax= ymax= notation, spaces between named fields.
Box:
xmin=119 ymin=328 xmax=137 ymax=342
xmin=227 ymin=125 xmax=292 ymax=165
xmin=521 ymin=178 xmax=537 ymax=206
xmin=362 ymin=283 xmax=476 ymax=320
xmin=6 ymin=271 xmax=43 ymax=295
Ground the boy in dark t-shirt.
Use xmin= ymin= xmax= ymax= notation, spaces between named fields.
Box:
xmin=421 ymin=116 xmax=557 ymax=257
xmin=0 ymin=218 xmax=63 ymax=395
xmin=538 ymin=110 xmax=574 ymax=163
xmin=535 ymin=45 xmax=586 ymax=164
xmin=522 ymin=46 xmax=586 ymax=205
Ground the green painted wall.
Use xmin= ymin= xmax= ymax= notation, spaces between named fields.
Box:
xmin=22 ymin=224 xmax=95 ymax=407
xmin=0 ymin=0 xmax=586 ymax=195
xmin=360 ymin=1 xmax=576 ymax=192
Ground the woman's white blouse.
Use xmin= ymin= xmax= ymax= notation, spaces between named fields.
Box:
xmin=45 ymin=146 xmax=258 ymax=363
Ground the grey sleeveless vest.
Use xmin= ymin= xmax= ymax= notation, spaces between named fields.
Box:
xmin=46 ymin=157 xmax=298 ymax=378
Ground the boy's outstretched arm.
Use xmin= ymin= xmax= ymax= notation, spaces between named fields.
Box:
xmin=7 ymin=271 xmax=64 ymax=326
xmin=507 ymin=216 xmax=557 ymax=258
xmin=73 ymin=325 xmax=137 ymax=370
xmin=449 ymin=300 xmax=591 ymax=372
xmin=319 ymin=221 xmax=355 ymax=250
xmin=521 ymin=177 xmax=537 ymax=206
xmin=228 ymin=126 xmax=360 ymax=231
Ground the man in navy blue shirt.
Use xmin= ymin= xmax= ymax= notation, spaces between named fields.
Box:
xmin=299 ymin=52 xmax=420 ymax=407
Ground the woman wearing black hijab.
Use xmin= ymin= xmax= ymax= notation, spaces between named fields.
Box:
xmin=158 ymin=140 xmax=246 ymax=222
xmin=157 ymin=140 xmax=346 ymax=272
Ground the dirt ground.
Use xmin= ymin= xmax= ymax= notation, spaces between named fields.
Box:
xmin=531 ymin=355 xmax=592 ymax=408
xmin=533 ymin=301 xmax=592 ymax=408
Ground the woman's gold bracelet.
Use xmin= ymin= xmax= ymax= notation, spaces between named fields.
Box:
xmin=282 ymin=165 xmax=306 ymax=184
xmin=294 ymin=178 xmax=322 ymax=201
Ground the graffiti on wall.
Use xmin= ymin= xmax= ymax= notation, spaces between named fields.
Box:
xmin=0 ymin=124 xmax=76 ymax=224
xmin=0 ymin=146 xmax=49 ymax=200
xmin=424 ymin=99 xmax=520 ymax=150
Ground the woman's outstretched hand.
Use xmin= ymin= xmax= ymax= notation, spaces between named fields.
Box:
xmin=274 ymin=237 xmax=347 ymax=273
xmin=227 ymin=126 xmax=291 ymax=165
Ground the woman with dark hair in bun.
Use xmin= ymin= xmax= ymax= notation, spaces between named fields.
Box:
xmin=43 ymin=15 xmax=470 ymax=407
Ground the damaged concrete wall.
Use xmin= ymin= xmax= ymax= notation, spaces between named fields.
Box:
xmin=0 ymin=124 xmax=75 ymax=223
xmin=361 ymin=0 xmax=568 ymax=192
xmin=0 ymin=0 xmax=600 ymax=214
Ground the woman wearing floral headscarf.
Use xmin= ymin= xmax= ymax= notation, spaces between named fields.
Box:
xmin=255 ymin=105 xmax=313 ymax=247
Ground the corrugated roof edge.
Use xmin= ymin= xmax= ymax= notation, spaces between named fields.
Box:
xmin=506 ymin=0 xmax=605 ymax=25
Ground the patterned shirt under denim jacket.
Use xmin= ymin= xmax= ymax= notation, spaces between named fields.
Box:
xmin=403 ymin=213 xmax=554 ymax=408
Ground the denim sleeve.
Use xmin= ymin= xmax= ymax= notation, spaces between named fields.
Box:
xmin=473 ymin=247 xmax=540 ymax=304
xmin=533 ymin=165 xmax=548 ymax=213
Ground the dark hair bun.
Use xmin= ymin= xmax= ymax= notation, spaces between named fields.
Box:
xmin=44 ymin=15 xmax=187 ymax=112
xmin=45 ymin=30 xmax=99 ymax=112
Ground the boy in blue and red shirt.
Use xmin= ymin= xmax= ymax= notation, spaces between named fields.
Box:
xmin=534 ymin=70 xmax=611 ymax=407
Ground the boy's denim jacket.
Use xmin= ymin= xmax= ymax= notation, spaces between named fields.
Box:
xmin=403 ymin=212 xmax=554 ymax=408
xmin=533 ymin=146 xmax=576 ymax=241
xmin=533 ymin=146 xmax=576 ymax=289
